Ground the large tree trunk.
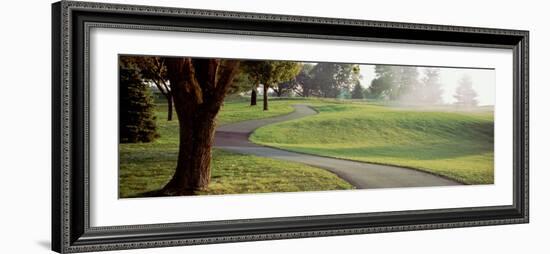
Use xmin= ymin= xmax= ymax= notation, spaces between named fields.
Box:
xmin=161 ymin=57 xmax=239 ymax=195
xmin=263 ymin=84 xmax=269 ymax=111
xmin=250 ymin=86 xmax=257 ymax=106
xmin=167 ymin=94 xmax=174 ymax=121
xmin=161 ymin=107 xmax=216 ymax=195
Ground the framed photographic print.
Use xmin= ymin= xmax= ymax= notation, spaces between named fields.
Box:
xmin=51 ymin=1 xmax=529 ymax=253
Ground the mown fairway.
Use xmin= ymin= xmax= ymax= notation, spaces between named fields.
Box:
xmin=120 ymin=97 xmax=494 ymax=198
xmin=251 ymin=101 xmax=494 ymax=184
xmin=119 ymin=98 xmax=353 ymax=198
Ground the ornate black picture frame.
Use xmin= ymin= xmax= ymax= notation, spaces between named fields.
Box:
xmin=52 ymin=1 xmax=529 ymax=253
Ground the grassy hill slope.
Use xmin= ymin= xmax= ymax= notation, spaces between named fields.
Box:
xmin=251 ymin=102 xmax=494 ymax=184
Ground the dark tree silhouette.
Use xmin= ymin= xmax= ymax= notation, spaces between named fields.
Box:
xmin=119 ymin=60 xmax=159 ymax=143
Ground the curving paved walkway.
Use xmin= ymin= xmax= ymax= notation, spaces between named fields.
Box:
xmin=214 ymin=104 xmax=461 ymax=189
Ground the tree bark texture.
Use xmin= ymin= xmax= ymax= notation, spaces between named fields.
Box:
xmin=167 ymin=94 xmax=174 ymax=121
xmin=161 ymin=58 xmax=240 ymax=195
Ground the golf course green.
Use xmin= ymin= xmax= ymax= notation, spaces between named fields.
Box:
xmin=119 ymin=97 xmax=494 ymax=198
xmin=251 ymin=100 xmax=494 ymax=184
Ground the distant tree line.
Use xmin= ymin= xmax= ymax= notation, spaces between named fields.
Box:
xmin=364 ymin=65 xmax=479 ymax=106
xmin=366 ymin=65 xmax=444 ymax=104
xmin=274 ymin=63 xmax=361 ymax=99
xmin=237 ymin=62 xmax=361 ymax=109
xmin=119 ymin=58 xmax=482 ymax=145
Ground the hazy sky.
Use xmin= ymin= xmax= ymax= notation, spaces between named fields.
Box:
xmin=359 ymin=65 xmax=495 ymax=106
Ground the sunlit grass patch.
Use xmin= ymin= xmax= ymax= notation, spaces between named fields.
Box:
xmin=251 ymin=102 xmax=494 ymax=184
xmin=119 ymin=149 xmax=353 ymax=198
xmin=119 ymin=98 xmax=354 ymax=198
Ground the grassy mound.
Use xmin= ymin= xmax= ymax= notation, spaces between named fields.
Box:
xmin=251 ymin=102 xmax=494 ymax=184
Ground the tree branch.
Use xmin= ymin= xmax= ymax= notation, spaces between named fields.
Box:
xmin=213 ymin=60 xmax=240 ymax=102
xmin=165 ymin=57 xmax=203 ymax=104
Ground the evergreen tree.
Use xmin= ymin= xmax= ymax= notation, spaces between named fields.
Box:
xmin=351 ymin=81 xmax=364 ymax=99
xmin=454 ymin=75 xmax=479 ymax=107
xmin=119 ymin=61 xmax=159 ymax=143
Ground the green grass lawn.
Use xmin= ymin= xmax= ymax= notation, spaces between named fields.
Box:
xmin=148 ymin=98 xmax=297 ymax=145
xmin=250 ymin=101 xmax=494 ymax=184
xmin=119 ymin=98 xmax=352 ymax=198
xmin=215 ymin=97 xmax=296 ymax=124
xmin=120 ymin=148 xmax=353 ymax=198
xmin=120 ymin=97 xmax=494 ymax=198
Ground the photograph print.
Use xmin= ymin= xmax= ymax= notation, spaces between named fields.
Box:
xmin=118 ymin=55 xmax=494 ymax=198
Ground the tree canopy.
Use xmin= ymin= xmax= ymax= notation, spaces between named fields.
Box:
xmin=368 ymin=65 xmax=422 ymax=101
xmin=241 ymin=60 xmax=302 ymax=110
xmin=368 ymin=65 xmax=396 ymax=99
xmin=310 ymin=63 xmax=360 ymax=98
xmin=293 ymin=63 xmax=317 ymax=97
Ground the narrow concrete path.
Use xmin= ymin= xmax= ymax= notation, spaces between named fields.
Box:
xmin=214 ymin=105 xmax=461 ymax=189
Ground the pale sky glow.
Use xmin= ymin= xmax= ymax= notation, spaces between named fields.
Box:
xmin=359 ymin=65 xmax=496 ymax=106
